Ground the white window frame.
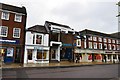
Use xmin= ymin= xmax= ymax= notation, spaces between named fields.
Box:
xmin=116 ymin=40 xmax=119 ymax=44
xmin=13 ymin=28 xmax=21 ymax=38
xmin=14 ymin=13 xmax=22 ymax=22
xmin=76 ymin=39 xmax=81 ymax=46
xmin=104 ymin=44 xmax=107 ymax=50
xmin=89 ymin=42 xmax=92 ymax=49
xmin=117 ymin=45 xmax=120 ymax=50
xmin=104 ymin=38 xmax=107 ymax=43
xmin=113 ymin=45 xmax=116 ymax=50
xmin=99 ymin=43 xmax=102 ymax=49
xmin=0 ymin=26 xmax=8 ymax=37
xmin=88 ymin=36 xmax=92 ymax=41
xmin=108 ymin=39 xmax=111 ymax=43
xmin=1 ymin=11 xmax=9 ymax=20
xmin=94 ymin=42 xmax=97 ymax=49
xmin=112 ymin=40 xmax=115 ymax=43
xmin=108 ymin=44 xmax=111 ymax=50
xmin=98 ymin=37 xmax=102 ymax=42
xmin=93 ymin=36 xmax=97 ymax=41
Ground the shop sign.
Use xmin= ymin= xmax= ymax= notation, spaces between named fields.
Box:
xmin=0 ymin=39 xmax=19 ymax=44
xmin=7 ymin=48 xmax=14 ymax=57
xmin=62 ymin=44 xmax=73 ymax=46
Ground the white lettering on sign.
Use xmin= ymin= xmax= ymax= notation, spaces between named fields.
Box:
xmin=0 ymin=39 xmax=16 ymax=43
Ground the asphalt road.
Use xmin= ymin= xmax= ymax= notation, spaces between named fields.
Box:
xmin=1 ymin=64 xmax=120 ymax=79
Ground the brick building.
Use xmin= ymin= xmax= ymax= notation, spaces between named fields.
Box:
xmin=44 ymin=21 xmax=75 ymax=62
xmin=74 ymin=29 xmax=120 ymax=63
xmin=0 ymin=3 xmax=27 ymax=63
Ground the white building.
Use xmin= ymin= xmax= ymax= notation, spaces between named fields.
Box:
xmin=24 ymin=25 xmax=50 ymax=64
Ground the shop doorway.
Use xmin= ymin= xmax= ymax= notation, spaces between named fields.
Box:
xmin=27 ymin=49 xmax=33 ymax=63
xmin=65 ymin=48 xmax=72 ymax=60
xmin=51 ymin=49 xmax=57 ymax=60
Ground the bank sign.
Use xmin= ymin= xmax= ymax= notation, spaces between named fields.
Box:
xmin=0 ymin=39 xmax=19 ymax=44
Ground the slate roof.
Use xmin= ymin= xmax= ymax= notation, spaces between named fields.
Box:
xmin=27 ymin=25 xmax=48 ymax=34
xmin=0 ymin=3 xmax=27 ymax=14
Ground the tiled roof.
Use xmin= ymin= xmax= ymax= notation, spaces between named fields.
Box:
xmin=27 ymin=25 xmax=48 ymax=33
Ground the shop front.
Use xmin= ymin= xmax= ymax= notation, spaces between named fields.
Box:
xmin=24 ymin=46 xmax=49 ymax=64
xmin=0 ymin=39 xmax=23 ymax=63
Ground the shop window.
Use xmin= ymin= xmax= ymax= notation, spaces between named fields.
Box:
xmin=27 ymin=49 xmax=33 ymax=60
xmin=14 ymin=14 xmax=22 ymax=22
xmin=0 ymin=26 xmax=8 ymax=37
xmin=13 ymin=28 xmax=21 ymax=38
xmin=37 ymin=50 xmax=47 ymax=59
xmin=1 ymin=11 xmax=9 ymax=20
xmin=107 ymin=55 xmax=111 ymax=59
xmin=113 ymin=55 xmax=117 ymax=59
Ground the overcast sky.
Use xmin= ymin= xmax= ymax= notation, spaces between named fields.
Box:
xmin=1 ymin=0 xmax=119 ymax=33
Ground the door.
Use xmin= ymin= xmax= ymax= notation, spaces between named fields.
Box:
xmin=65 ymin=48 xmax=72 ymax=60
xmin=51 ymin=49 xmax=56 ymax=60
xmin=27 ymin=49 xmax=33 ymax=63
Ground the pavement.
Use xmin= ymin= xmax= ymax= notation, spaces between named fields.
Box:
xmin=1 ymin=61 xmax=119 ymax=69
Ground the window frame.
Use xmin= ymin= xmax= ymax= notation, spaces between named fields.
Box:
xmin=94 ymin=42 xmax=97 ymax=49
xmin=76 ymin=39 xmax=81 ymax=46
xmin=99 ymin=43 xmax=102 ymax=49
xmin=14 ymin=13 xmax=22 ymax=22
xmin=98 ymin=37 xmax=102 ymax=42
xmin=13 ymin=28 xmax=21 ymax=38
xmin=33 ymin=33 xmax=43 ymax=45
xmin=89 ymin=42 xmax=93 ymax=49
xmin=0 ymin=26 xmax=8 ymax=37
xmin=1 ymin=11 xmax=10 ymax=20
xmin=93 ymin=36 xmax=97 ymax=41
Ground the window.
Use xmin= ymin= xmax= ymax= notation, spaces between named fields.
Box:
xmin=37 ymin=50 xmax=47 ymax=59
xmin=104 ymin=38 xmax=107 ymax=43
xmin=13 ymin=28 xmax=21 ymax=38
xmin=1 ymin=11 xmax=9 ymax=20
xmin=89 ymin=42 xmax=92 ymax=49
xmin=14 ymin=14 xmax=22 ymax=22
xmin=0 ymin=26 xmax=8 ymax=37
xmin=112 ymin=45 xmax=116 ymax=50
xmin=93 ymin=36 xmax=97 ymax=41
xmin=76 ymin=39 xmax=81 ymax=46
xmin=117 ymin=45 xmax=120 ymax=50
xmin=104 ymin=44 xmax=107 ymax=50
xmin=108 ymin=39 xmax=111 ymax=43
xmin=116 ymin=40 xmax=119 ymax=44
xmin=88 ymin=36 xmax=92 ymax=41
xmin=98 ymin=37 xmax=102 ymax=42
xmin=99 ymin=43 xmax=102 ymax=49
xmin=108 ymin=44 xmax=111 ymax=50
xmin=94 ymin=42 xmax=97 ymax=49
xmin=112 ymin=40 xmax=115 ymax=43
xmin=36 ymin=35 xmax=42 ymax=44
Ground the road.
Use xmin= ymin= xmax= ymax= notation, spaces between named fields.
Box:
xmin=1 ymin=64 xmax=119 ymax=79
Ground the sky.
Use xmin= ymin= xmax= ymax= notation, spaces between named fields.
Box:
xmin=1 ymin=0 xmax=119 ymax=34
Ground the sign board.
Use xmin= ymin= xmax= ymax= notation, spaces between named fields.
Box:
xmin=0 ymin=39 xmax=19 ymax=44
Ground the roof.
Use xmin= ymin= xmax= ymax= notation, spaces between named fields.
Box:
xmin=45 ymin=21 xmax=71 ymax=29
xmin=27 ymin=25 xmax=48 ymax=33
xmin=80 ymin=29 xmax=119 ymax=39
xmin=0 ymin=3 xmax=27 ymax=14
xmin=110 ymin=32 xmax=120 ymax=39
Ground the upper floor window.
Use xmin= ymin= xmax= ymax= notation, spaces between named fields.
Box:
xmin=0 ymin=26 xmax=8 ymax=37
xmin=104 ymin=38 xmax=107 ymax=43
xmin=108 ymin=44 xmax=111 ymax=50
xmin=89 ymin=42 xmax=92 ymax=49
xmin=94 ymin=42 xmax=97 ymax=49
xmin=93 ymin=36 xmax=97 ymax=41
xmin=76 ymin=39 xmax=81 ymax=46
xmin=14 ymin=14 xmax=22 ymax=22
xmin=117 ymin=45 xmax=120 ymax=50
xmin=1 ymin=11 xmax=9 ymax=20
xmin=99 ymin=43 xmax=102 ymax=49
xmin=116 ymin=40 xmax=119 ymax=44
xmin=112 ymin=40 xmax=115 ymax=43
xmin=98 ymin=37 xmax=102 ymax=42
xmin=88 ymin=36 xmax=92 ymax=41
xmin=108 ymin=39 xmax=111 ymax=43
xmin=104 ymin=44 xmax=107 ymax=50
xmin=13 ymin=28 xmax=21 ymax=38
xmin=112 ymin=45 xmax=116 ymax=50
xmin=33 ymin=34 xmax=43 ymax=45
